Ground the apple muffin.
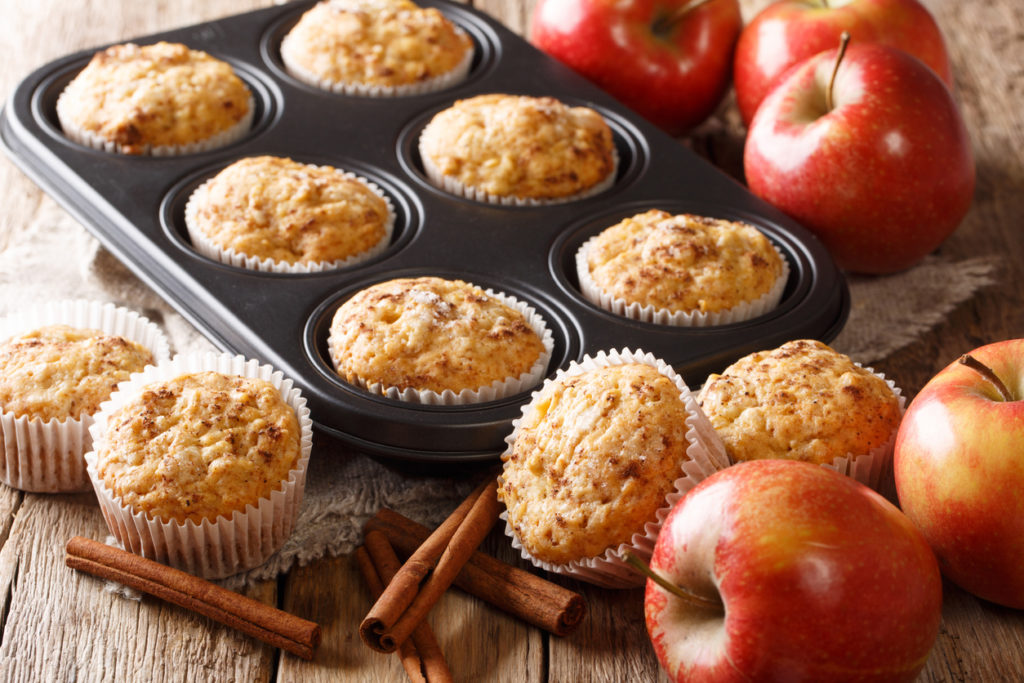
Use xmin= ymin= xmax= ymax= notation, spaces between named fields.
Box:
xmin=697 ymin=339 xmax=903 ymax=487
xmin=499 ymin=350 xmax=728 ymax=587
xmin=185 ymin=155 xmax=394 ymax=272
xmin=418 ymin=93 xmax=618 ymax=204
xmin=56 ymin=41 xmax=253 ymax=155
xmin=328 ymin=276 xmax=552 ymax=403
xmin=280 ymin=0 xmax=473 ymax=96
xmin=577 ymin=209 xmax=788 ymax=326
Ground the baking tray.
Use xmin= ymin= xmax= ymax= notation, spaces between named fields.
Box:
xmin=0 ymin=0 xmax=849 ymax=467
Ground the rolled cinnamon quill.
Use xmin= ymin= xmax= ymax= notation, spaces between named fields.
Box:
xmin=360 ymin=477 xmax=500 ymax=653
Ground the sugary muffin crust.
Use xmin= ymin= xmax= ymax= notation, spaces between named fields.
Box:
xmin=56 ymin=41 xmax=252 ymax=154
xmin=418 ymin=93 xmax=616 ymax=201
xmin=697 ymin=339 xmax=901 ymax=465
xmin=186 ymin=156 xmax=392 ymax=265
xmin=0 ymin=325 xmax=154 ymax=422
xmin=499 ymin=363 xmax=694 ymax=565
xmin=95 ymin=371 xmax=301 ymax=524
xmin=280 ymin=0 xmax=472 ymax=88
xmin=329 ymin=276 xmax=546 ymax=394
xmin=584 ymin=209 xmax=785 ymax=313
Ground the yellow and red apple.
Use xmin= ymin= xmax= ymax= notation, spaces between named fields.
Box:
xmin=734 ymin=0 xmax=953 ymax=125
xmin=530 ymin=0 xmax=742 ymax=136
xmin=894 ymin=340 xmax=1024 ymax=609
xmin=643 ymin=459 xmax=942 ymax=682
xmin=743 ymin=40 xmax=974 ymax=274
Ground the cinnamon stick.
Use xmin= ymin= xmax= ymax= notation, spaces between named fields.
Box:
xmin=366 ymin=507 xmax=586 ymax=636
xmin=360 ymin=531 xmax=453 ymax=683
xmin=360 ymin=477 xmax=500 ymax=653
xmin=65 ymin=536 xmax=321 ymax=660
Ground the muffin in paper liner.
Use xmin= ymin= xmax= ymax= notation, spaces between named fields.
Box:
xmin=574 ymin=219 xmax=790 ymax=327
xmin=0 ymin=300 xmax=170 ymax=493
xmin=420 ymin=147 xmax=619 ymax=207
xmin=328 ymin=280 xmax=554 ymax=405
xmin=498 ymin=348 xmax=730 ymax=588
xmin=184 ymin=164 xmax=396 ymax=274
xmin=84 ymin=352 xmax=313 ymax=579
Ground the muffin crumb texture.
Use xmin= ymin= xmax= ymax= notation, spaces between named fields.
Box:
xmin=418 ymin=94 xmax=616 ymax=200
xmin=586 ymin=209 xmax=784 ymax=313
xmin=188 ymin=156 xmax=391 ymax=264
xmin=329 ymin=276 xmax=545 ymax=394
xmin=96 ymin=371 xmax=301 ymax=524
xmin=499 ymin=363 xmax=693 ymax=565
xmin=698 ymin=339 xmax=901 ymax=465
xmin=57 ymin=41 xmax=251 ymax=154
xmin=0 ymin=325 xmax=154 ymax=422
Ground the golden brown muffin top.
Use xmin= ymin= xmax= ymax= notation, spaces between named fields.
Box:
xmin=96 ymin=371 xmax=301 ymax=524
xmin=499 ymin=363 xmax=694 ymax=565
xmin=280 ymin=0 xmax=472 ymax=88
xmin=585 ymin=210 xmax=784 ymax=313
xmin=329 ymin=276 xmax=546 ymax=394
xmin=57 ymin=41 xmax=252 ymax=154
xmin=187 ymin=156 xmax=392 ymax=264
xmin=418 ymin=94 xmax=616 ymax=200
xmin=697 ymin=339 xmax=901 ymax=465
xmin=0 ymin=325 xmax=154 ymax=422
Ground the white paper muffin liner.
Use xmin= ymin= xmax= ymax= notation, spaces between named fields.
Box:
xmin=575 ymin=236 xmax=790 ymax=326
xmin=56 ymin=93 xmax=254 ymax=156
xmin=420 ymin=145 xmax=619 ymax=207
xmin=329 ymin=284 xmax=554 ymax=405
xmin=0 ymin=300 xmax=170 ymax=493
xmin=184 ymin=167 xmax=396 ymax=274
xmin=499 ymin=348 xmax=730 ymax=588
xmin=84 ymin=352 xmax=313 ymax=579
xmin=280 ymin=27 xmax=473 ymax=97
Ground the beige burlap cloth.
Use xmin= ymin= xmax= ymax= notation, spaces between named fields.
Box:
xmin=0 ymin=200 xmax=996 ymax=586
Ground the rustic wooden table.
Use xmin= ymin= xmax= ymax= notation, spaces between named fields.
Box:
xmin=1 ymin=0 xmax=1022 ymax=680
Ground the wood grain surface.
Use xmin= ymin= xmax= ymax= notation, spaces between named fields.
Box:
xmin=0 ymin=0 xmax=1022 ymax=681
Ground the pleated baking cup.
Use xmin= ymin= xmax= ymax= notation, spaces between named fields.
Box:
xmin=329 ymin=285 xmax=554 ymax=405
xmin=498 ymin=348 xmax=731 ymax=588
xmin=56 ymin=94 xmax=254 ymax=156
xmin=184 ymin=169 xmax=396 ymax=274
xmin=0 ymin=300 xmax=170 ymax=493
xmin=419 ymin=147 xmax=619 ymax=207
xmin=576 ymin=238 xmax=790 ymax=327
xmin=84 ymin=352 xmax=313 ymax=579
xmin=280 ymin=29 xmax=473 ymax=97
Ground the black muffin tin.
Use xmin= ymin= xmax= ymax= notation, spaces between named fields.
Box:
xmin=1 ymin=0 xmax=848 ymax=467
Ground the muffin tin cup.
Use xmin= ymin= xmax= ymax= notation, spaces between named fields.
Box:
xmin=575 ymin=238 xmax=791 ymax=327
xmin=498 ymin=347 xmax=730 ymax=589
xmin=0 ymin=300 xmax=170 ymax=493
xmin=280 ymin=30 xmax=474 ymax=98
xmin=184 ymin=166 xmax=397 ymax=274
xmin=328 ymin=283 xmax=555 ymax=405
xmin=83 ymin=352 xmax=313 ymax=580
xmin=56 ymin=94 xmax=255 ymax=157
xmin=420 ymin=143 xmax=620 ymax=207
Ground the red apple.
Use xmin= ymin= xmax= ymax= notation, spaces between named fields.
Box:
xmin=643 ymin=459 xmax=942 ymax=682
xmin=734 ymin=0 xmax=953 ymax=125
xmin=743 ymin=40 xmax=974 ymax=274
xmin=894 ymin=341 xmax=1024 ymax=609
xmin=530 ymin=0 xmax=742 ymax=136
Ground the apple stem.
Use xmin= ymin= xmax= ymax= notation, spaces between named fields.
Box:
xmin=959 ymin=354 xmax=1014 ymax=401
xmin=825 ymin=32 xmax=851 ymax=113
xmin=623 ymin=550 xmax=723 ymax=611
xmin=655 ymin=0 xmax=715 ymax=36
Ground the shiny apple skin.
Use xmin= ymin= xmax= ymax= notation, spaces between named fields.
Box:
xmin=734 ymin=0 xmax=953 ymax=125
xmin=743 ymin=42 xmax=974 ymax=274
xmin=530 ymin=0 xmax=742 ymax=136
xmin=645 ymin=459 xmax=942 ymax=683
xmin=894 ymin=339 xmax=1024 ymax=609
